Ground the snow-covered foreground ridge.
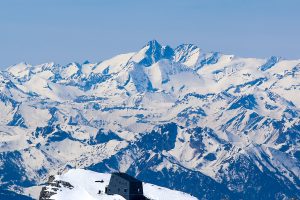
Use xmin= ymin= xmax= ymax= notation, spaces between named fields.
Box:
xmin=0 ymin=40 xmax=299 ymax=199
xmin=39 ymin=169 xmax=197 ymax=200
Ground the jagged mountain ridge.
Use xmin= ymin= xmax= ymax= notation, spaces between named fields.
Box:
xmin=0 ymin=40 xmax=299 ymax=199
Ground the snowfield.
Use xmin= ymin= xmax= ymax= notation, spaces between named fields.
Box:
xmin=44 ymin=169 xmax=197 ymax=200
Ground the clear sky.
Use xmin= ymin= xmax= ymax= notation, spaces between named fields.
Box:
xmin=0 ymin=0 xmax=299 ymax=69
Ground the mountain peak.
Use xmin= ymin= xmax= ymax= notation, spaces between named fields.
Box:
xmin=174 ymin=44 xmax=201 ymax=67
xmin=145 ymin=40 xmax=162 ymax=49
xmin=131 ymin=40 xmax=174 ymax=66
xmin=176 ymin=44 xmax=199 ymax=51
xmin=82 ymin=60 xmax=90 ymax=65
xmin=7 ymin=62 xmax=32 ymax=78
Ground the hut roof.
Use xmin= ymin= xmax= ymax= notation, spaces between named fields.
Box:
xmin=112 ymin=172 xmax=141 ymax=183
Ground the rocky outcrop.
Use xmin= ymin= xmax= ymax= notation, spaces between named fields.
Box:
xmin=39 ymin=175 xmax=73 ymax=200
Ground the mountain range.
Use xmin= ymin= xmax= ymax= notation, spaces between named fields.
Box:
xmin=0 ymin=40 xmax=299 ymax=199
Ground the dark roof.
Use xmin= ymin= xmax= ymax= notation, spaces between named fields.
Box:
xmin=112 ymin=172 xmax=141 ymax=183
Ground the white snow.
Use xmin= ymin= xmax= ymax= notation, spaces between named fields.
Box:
xmin=47 ymin=169 xmax=197 ymax=200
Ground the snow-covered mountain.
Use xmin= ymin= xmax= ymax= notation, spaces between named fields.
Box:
xmin=0 ymin=40 xmax=299 ymax=199
xmin=37 ymin=169 xmax=197 ymax=200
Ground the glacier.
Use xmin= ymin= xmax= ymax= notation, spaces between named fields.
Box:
xmin=0 ymin=40 xmax=299 ymax=199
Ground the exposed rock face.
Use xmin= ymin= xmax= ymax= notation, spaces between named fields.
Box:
xmin=39 ymin=176 xmax=73 ymax=200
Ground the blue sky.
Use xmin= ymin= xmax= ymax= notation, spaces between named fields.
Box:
xmin=0 ymin=0 xmax=299 ymax=69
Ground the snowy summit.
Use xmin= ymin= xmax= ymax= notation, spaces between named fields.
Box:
xmin=39 ymin=169 xmax=197 ymax=200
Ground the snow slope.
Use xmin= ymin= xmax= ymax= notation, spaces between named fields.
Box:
xmin=40 ymin=169 xmax=197 ymax=200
